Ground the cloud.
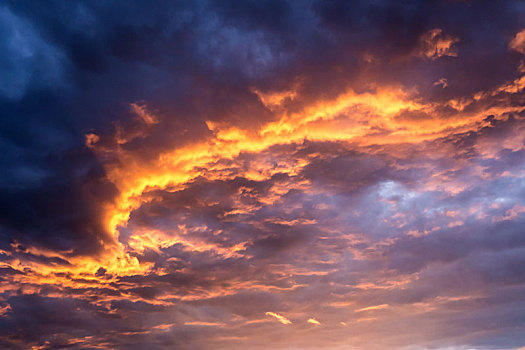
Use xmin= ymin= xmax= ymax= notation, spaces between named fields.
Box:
xmin=355 ymin=304 xmax=389 ymax=313
xmin=265 ymin=312 xmax=292 ymax=325
xmin=433 ymin=77 xmax=448 ymax=88
xmin=307 ymin=317 xmax=321 ymax=325
xmin=1 ymin=1 xmax=525 ymax=349
xmin=0 ymin=6 xmax=64 ymax=99
xmin=418 ymin=28 xmax=459 ymax=59
xmin=510 ymin=29 xmax=525 ymax=54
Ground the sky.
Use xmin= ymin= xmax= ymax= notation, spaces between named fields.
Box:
xmin=1 ymin=1 xmax=525 ymax=349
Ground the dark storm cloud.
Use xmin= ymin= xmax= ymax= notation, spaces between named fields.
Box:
xmin=0 ymin=147 xmax=117 ymax=255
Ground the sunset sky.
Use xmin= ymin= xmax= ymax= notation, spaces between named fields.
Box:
xmin=2 ymin=1 xmax=525 ymax=349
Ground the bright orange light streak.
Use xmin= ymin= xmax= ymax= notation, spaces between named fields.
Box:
xmin=265 ymin=312 xmax=292 ymax=325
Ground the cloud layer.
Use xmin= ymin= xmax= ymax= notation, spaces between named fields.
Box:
xmin=1 ymin=1 xmax=525 ymax=349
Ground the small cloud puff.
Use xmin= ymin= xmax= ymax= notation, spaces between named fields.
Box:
xmin=509 ymin=29 xmax=525 ymax=54
xmin=418 ymin=28 xmax=459 ymax=59
xmin=307 ymin=318 xmax=321 ymax=325
xmin=265 ymin=312 xmax=292 ymax=325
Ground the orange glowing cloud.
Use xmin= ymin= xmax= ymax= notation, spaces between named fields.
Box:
xmin=307 ymin=317 xmax=321 ymax=325
xmin=418 ymin=28 xmax=459 ymax=59
xmin=510 ymin=29 xmax=525 ymax=54
xmin=80 ymin=70 xmax=525 ymax=279
xmin=265 ymin=312 xmax=293 ymax=325
xmin=355 ymin=304 xmax=390 ymax=312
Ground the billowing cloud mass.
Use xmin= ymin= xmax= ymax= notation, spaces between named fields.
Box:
xmin=1 ymin=1 xmax=525 ymax=349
